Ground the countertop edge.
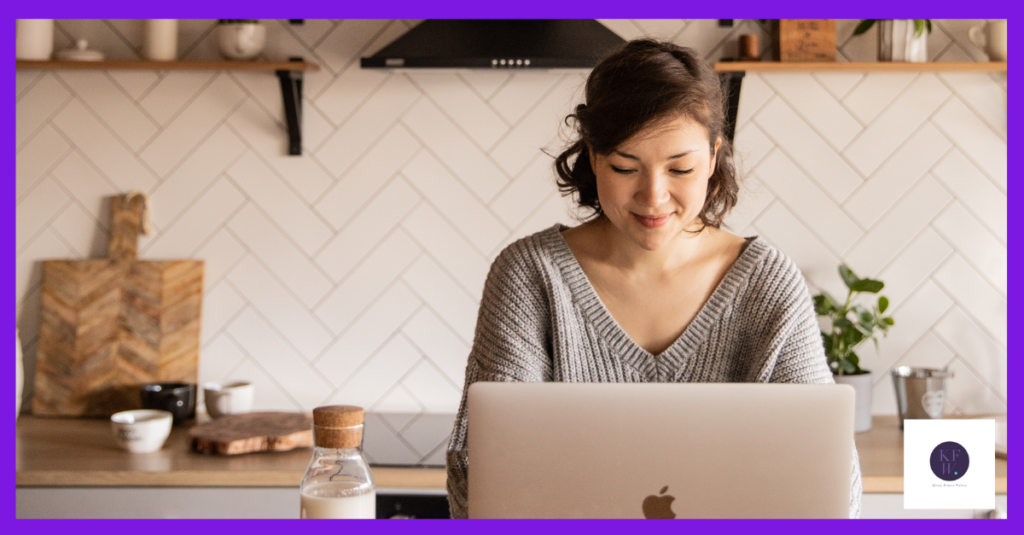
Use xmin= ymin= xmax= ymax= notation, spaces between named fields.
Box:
xmin=16 ymin=471 xmax=1006 ymax=494
xmin=16 ymin=466 xmax=449 ymax=489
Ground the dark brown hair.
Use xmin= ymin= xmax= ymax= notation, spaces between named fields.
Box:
xmin=553 ymin=39 xmax=739 ymax=231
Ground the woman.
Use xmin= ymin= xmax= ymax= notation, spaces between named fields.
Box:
xmin=446 ymin=38 xmax=862 ymax=519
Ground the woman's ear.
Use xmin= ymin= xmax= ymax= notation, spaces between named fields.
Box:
xmin=710 ymin=137 xmax=722 ymax=171
xmin=587 ymin=142 xmax=597 ymax=170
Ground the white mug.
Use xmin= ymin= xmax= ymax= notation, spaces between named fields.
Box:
xmin=16 ymin=19 xmax=54 ymax=60
xmin=968 ymin=19 xmax=1007 ymax=61
xmin=217 ymin=23 xmax=266 ymax=60
xmin=204 ymin=381 xmax=255 ymax=418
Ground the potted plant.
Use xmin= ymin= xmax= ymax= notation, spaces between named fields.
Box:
xmin=853 ymin=19 xmax=932 ymax=62
xmin=217 ymin=19 xmax=266 ymax=60
xmin=813 ymin=265 xmax=895 ymax=432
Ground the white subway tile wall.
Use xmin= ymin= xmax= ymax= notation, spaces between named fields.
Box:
xmin=16 ymin=20 xmax=1006 ymax=417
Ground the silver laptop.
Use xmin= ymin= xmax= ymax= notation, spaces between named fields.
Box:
xmin=467 ymin=382 xmax=855 ymax=519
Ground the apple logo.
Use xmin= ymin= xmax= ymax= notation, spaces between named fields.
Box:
xmin=642 ymin=485 xmax=676 ymax=519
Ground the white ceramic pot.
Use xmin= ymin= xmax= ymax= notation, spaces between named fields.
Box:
xmin=969 ymin=19 xmax=1007 ymax=61
xmin=878 ymin=20 xmax=928 ymax=63
xmin=144 ymin=19 xmax=178 ymax=61
xmin=16 ymin=19 xmax=54 ymax=60
xmin=110 ymin=410 xmax=173 ymax=453
xmin=834 ymin=371 xmax=873 ymax=432
xmin=204 ymin=381 xmax=255 ymax=418
xmin=217 ymin=23 xmax=266 ymax=60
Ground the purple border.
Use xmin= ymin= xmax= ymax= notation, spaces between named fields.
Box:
xmin=9 ymin=1 xmax=1015 ymax=533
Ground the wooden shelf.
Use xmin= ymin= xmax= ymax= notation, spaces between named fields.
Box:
xmin=16 ymin=59 xmax=319 ymax=155
xmin=715 ymin=61 xmax=1006 ymax=72
xmin=16 ymin=59 xmax=320 ymax=72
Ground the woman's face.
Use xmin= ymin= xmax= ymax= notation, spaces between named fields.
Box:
xmin=589 ymin=115 xmax=722 ymax=251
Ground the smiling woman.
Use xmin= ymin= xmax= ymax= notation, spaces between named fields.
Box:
xmin=445 ymin=38 xmax=863 ymax=519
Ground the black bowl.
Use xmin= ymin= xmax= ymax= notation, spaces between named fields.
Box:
xmin=140 ymin=383 xmax=196 ymax=424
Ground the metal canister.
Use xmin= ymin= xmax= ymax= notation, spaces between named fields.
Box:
xmin=890 ymin=366 xmax=954 ymax=430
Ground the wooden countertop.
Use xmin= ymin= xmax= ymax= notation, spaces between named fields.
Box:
xmin=16 ymin=415 xmax=1005 ymax=493
xmin=16 ymin=416 xmax=444 ymax=489
xmin=854 ymin=415 xmax=1006 ymax=493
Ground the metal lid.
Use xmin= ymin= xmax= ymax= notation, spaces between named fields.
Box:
xmin=890 ymin=366 xmax=954 ymax=379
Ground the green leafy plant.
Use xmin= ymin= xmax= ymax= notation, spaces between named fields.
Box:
xmin=813 ymin=265 xmax=896 ymax=376
xmin=853 ymin=19 xmax=932 ymax=38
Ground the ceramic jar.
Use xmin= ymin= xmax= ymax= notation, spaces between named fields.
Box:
xmin=16 ymin=19 xmax=54 ymax=60
xmin=144 ymin=19 xmax=178 ymax=61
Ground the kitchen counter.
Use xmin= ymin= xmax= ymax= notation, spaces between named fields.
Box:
xmin=16 ymin=415 xmax=1006 ymax=493
xmin=16 ymin=416 xmax=445 ymax=489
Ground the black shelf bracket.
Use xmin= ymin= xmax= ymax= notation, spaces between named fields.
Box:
xmin=276 ymin=57 xmax=305 ymax=156
xmin=720 ymin=70 xmax=746 ymax=146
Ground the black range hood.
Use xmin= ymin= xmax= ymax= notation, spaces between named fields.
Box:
xmin=360 ymin=20 xmax=627 ymax=69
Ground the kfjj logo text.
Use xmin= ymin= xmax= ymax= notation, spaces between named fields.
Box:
xmin=929 ymin=441 xmax=970 ymax=484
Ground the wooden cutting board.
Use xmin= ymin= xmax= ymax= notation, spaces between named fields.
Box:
xmin=33 ymin=195 xmax=204 ymax=417
xmin=189 ymin=412 xmax=314 ymax=455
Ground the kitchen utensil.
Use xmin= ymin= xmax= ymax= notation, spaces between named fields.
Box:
xmin=968 ymin=19 xmax=1007 ymax=61
xmin=110 ymin=409 xmax=173 ymax=453
xmin=189 ymin=412 xmax=313 ymax=455
xmin=33 ymin=195 xmax=204 ymax=417
xmin=203 ymin=381 xmax=255 ymax=418
xmin=56 ymin=39 xmax=104 ymax=61
xmin=141 ymin=383 xmax=196 ymax=424
xmin=16 ymin=19 xmax=54 ymax=60
xmin=891 ymin=366 xmax=953 ymax=429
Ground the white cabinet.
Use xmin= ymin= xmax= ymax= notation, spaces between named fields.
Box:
xmin=19 ymin=488 xmax=1007 ymax=519
xmin=18 ymin=488 xmax=301 ymax=519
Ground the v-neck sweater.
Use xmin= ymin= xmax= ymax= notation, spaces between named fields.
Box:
xmin=445 ymin=224 xmax=863 ymax=519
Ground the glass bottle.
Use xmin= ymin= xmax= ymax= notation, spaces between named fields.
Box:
xmin=299 ymin=405 xmax=376 ymax=519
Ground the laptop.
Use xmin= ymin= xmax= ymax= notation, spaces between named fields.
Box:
xmin=467 ymin=382 xmax=855 ymax=519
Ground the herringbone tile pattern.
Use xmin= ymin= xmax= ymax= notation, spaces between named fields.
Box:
xmin=16 ymin=20 xmax=1006 ymax=417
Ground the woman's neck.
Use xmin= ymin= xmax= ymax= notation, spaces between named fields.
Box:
xmin=588 ymin=216 xmax=712 ymax=278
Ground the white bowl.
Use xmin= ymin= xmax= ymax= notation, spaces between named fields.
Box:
xmin=203 ymin=381 xmax=255 ymax=419
xmin=110 ymin=410 xmax=173 ymax=453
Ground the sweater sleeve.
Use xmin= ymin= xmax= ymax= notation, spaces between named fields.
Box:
xmin=445 ymin=241 xmax=553 ymax=519
xmin=768 ymin=265 xmax=864 ymax=519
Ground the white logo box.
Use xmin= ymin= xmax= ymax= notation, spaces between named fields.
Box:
xmin=904 ymin=419 xmax=995 ymax=510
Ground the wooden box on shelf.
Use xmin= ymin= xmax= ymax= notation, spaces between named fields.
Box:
xmin=777 ymin=19 xmax=836 ymax=62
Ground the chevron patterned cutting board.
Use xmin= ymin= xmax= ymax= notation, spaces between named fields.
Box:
xmin=33 ymin=195 xmax=204 ymax=417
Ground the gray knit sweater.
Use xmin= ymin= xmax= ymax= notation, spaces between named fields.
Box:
xmin=446 ymin=223 xmax=863 ymax=519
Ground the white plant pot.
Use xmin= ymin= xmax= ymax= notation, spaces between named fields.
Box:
xmin=878 ymin=20 xmax=928 ymax=63
xmin=834 ymin=371 xmax=873 ymax=432
xmin=217 ymin=23 xmax=266 ymax=60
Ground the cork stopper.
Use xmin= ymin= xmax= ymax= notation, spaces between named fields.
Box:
xmin=312 ymin=405 xmax=364 ymax=449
